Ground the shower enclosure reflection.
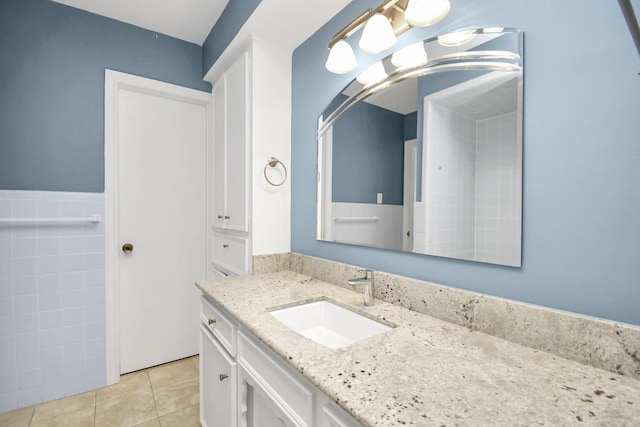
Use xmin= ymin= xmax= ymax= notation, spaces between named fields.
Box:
xmin=317 ymin=28 xmax=523 ymax=267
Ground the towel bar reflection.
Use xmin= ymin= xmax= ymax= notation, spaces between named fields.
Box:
xmin=333 ymin=216 xmax=380 ymax=223
xmin=0 ymin=215 xmax=102 ymax=224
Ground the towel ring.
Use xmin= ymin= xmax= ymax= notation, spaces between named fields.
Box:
xmin=264 ymin=157 xmax=287 ymax=187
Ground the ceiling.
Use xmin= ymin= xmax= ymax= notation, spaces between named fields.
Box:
xmin=52 ymin=0 xmax=229 ymax=45
xmin=52 ymin=0 xmax=352 ymax=49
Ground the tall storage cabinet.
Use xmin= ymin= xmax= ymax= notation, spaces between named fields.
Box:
xmin=213 ymin=53 xmax=250 ymax=233
xmin=209 ymin=39 xmax=291 ymax=277
xmin=205 ymin=38 xmax=293 ymax=424
xmin=211 ymin=51 xmax=251 ymax=276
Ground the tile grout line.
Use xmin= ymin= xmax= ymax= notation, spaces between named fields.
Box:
xmin=146 ymin=368 xmax=162 ymax=424
xmin=28 ymin=406 xmax=35 ymax=427
xmin=93 ymin=391 xmax=97 ymax=427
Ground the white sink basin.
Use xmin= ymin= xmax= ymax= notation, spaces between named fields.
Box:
xmin=269 ymin=300 xmax=392 ymax=350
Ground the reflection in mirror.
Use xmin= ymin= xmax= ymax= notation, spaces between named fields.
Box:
xmin=317 ymin=28 xmax=523 ymax=267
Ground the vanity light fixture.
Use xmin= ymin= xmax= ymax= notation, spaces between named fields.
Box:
xmin=325 ymin=39 xmax=358 ymax=74
xmin=359 ymin=13 xmax=397 ymax=53
xmin=437 ymin=29 xmax=477 ymax=47
xmin=325 ymin=0 xmax=451 ymax=74
xmin=405 ymin=0 xmax=450 ymax=27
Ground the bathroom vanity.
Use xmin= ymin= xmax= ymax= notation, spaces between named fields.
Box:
xmin=199 ymin=285 xmax=361 ymax=426
xmin=197 ymin=271 xmax=640 ymax=426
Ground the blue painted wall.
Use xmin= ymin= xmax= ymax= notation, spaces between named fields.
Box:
xmin=403 ymin=112 xmax=417 ymax=141
xmin=291 ymin=0 xmax=640 ymax=325
xmin=332 ymin=101 xmax=404 ymax=205
xmin=0 ymin=0 xmax=210 ymax=192
xmin=202 ymin=0 xmax=262 ymax=74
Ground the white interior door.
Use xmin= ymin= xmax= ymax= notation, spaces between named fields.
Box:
xmin=105 ymin=70 xmax=211 ymax=376
xmin=403 ymin=139 xmax=417 ymax=252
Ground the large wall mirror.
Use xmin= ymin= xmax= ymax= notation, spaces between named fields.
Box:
xmin=317 ymin=28 xmax=523 ymax=267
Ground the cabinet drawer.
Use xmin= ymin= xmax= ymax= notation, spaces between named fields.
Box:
xmin=213 ymin=233 xmax=248 ymax=275
xmin=238 ymin=328 xmax=314 ymax=426
xmin=200 ymin=296 xmax=237 ymax=356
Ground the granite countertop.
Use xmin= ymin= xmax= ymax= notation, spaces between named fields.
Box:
xmin=196 ymin=271 xmax=640 ymax=426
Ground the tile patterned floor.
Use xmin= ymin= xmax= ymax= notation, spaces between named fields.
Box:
xmin=0 ymin=356 xmax=201 ymax=427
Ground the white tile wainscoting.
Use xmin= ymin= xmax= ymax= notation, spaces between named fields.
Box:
xmin=0 ymin=190 xmax=106 ymax=412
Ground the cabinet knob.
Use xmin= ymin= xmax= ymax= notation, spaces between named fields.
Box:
xmin=222 ymin=244 xmax=229 ymax=248
xmin=208 ymin=318 xmax=217 ymax=325
xmin=219 ymin=373 xmax=229 ymax=381
xmin=217 ymin=215 xmax=224 ymax=219
xmin=224 ymin=215 xmax=230 ymax=219
xmin=122 ymin=243 xmax=134 ymax=254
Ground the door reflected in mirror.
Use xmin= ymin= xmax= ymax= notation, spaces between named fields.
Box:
xmin=317 ymin=28 xmax=523 ymax=267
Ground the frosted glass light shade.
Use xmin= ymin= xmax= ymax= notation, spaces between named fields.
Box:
xmin=359 ymin=13 xmax=396 ymax=54
xmin=325 ymin=40 xmax=357 ymax=74
xmin=391 ymin=42 xmax=428 ymax=69
xmin=437 ymin=29 xmax=477 ymax=47
xmin=356 ymin=61 xmax=387 ymax=86
xmin=405 ymin=0 xmax=450 ymax=27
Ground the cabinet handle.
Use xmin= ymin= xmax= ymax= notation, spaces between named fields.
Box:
xmin=224 ymin=215 xmax=230 ymax=219
xmin=222 ymin=244 xmax=229 ymax=248
xmin=217 ymin=215 xmax=224 ymax=219
xmin=208 ymin=318 xmax=217 ymax=325
xmin=219 ymin=373 xmax=229 ymax=381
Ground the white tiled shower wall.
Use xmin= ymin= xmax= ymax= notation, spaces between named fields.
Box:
xmin=0 ymin=190 xmax=106 ymax=412
xmin=475 ymin=112 xmax=520 ymax=266
xmin=416 ymin=107 xmax=519 ymax=266
xmin=419 ymin=104 xmax=476 ymax=259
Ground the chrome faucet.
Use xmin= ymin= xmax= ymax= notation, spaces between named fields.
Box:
xmin=348 ymin=269 xmax=375 ymax=306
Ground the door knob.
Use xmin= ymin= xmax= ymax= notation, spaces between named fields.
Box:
xmin=122 ymin=243 xmax=134 ymax=254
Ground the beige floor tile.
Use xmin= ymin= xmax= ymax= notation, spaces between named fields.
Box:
xmin=158 ymin=404 xmax=200 ymax=427
xmin=30 ymin=392 xmax=96 ymax=427
xmin=191 ymin=355 xmax=199 ymax=372
xmin=95 ymin=370 xmax=157 ymax=427
xmin=0 ymin=405 xmax=35 ymax=427
xmin=148 ymin=359 xmax=198 ymax=391
xmin=101 ymin=370 xmax=151 ymax=395
xmin=132 ymin=418 xmax=161 ymax=427
xmin=153 ymin=377 xmax=199 ymax=416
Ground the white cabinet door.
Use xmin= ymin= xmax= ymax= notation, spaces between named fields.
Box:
xmin=223 ymin=51 xmax=250 ymax=232
xmin=212 ymin=51 xmax=250 ymax=233
xmin=238 ymin=365 xmax=299 ymax=427
xmin=213 ymin=73 xmax=227 ymax=229
xmin=200 ymin=325 xmax=237 ymax=427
